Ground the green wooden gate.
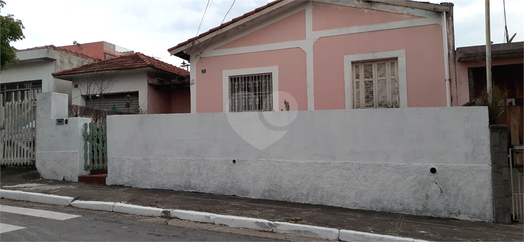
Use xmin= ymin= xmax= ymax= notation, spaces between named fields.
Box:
xmin=82 ymin=123 xmax=107 ymax=170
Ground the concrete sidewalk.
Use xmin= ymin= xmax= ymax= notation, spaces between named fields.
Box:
xmin=1 ymin=167 xmax=523 ymax=241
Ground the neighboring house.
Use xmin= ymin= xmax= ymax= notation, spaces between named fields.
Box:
xmin=168 ymin=0 xmax=455 ymax=113
xmin=454 ymin=41 xmax=523 ymax=106
xmin=455 ymin=41 xmax=523 ymax=145
xmin=52 ymin=53 xmax=190 ymax=114
xmin=60 ymin=41 xmax=134 ymax=60
xmin=0 ymin=46 xmax=96 ymax=103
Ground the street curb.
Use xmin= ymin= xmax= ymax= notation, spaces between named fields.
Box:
xmin=273 ymin=221 xmax=340 ymax=240
xmin=0 ymin=189 xmax=74 ymax=206
xmin=170 ymin=209 xmax=216 ymax=224
xmin=340 ymin=229 xmax=415 ymax=242
xmin=113 ymin=202 xmax=164 ymax=217
xmin=0 ymin=189 xmax=427 ymax=241
xmin=70 ymin=200 xmax=115 ymax=212
xmin=215 ymin=214 xmax=275 ymax=232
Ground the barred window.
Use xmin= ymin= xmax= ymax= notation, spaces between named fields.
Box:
xmin=353 ymin=59 xmax=399 ymax=108
xmin=229 ymin=73 xmax=273 ymax=112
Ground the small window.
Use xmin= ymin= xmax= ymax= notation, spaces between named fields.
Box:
xmin=84 ymin=92 xmax=139 ymax=113
xmin=229 ymin=73 xmax=273 ymax=112
xmin=353 ymin=59 xmax=399 ymax=109
xmin=104 ymin=53 xmax=116 ymax=60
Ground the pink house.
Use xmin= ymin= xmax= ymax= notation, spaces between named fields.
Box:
xmin=168 ymin=0 xmax=455 ymax=113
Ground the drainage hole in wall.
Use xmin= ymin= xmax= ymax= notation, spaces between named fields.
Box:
xmin=232 ymin=159 xmax=236 ymax=164
xmin=430 ymin=167 xmax=437 ymax=174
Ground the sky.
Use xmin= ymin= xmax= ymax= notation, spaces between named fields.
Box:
xmin=2 ymin=0 xmax=523 ymax=67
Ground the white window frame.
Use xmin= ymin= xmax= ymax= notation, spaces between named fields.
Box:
xmin=344 ymin=50 xmax=408 ymax=109
xmin=222 ymin=66 xmax=279 ymax=113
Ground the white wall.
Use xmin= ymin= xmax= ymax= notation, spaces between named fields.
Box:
xmin=71 ymin=70 xmax=148 ymax=112
xmin=36 ymin=92 xmax=90 ymax=182
xmin=0 ymin=60 xmax=55 ymax=92
xmin=0 ymin=48 xmax=93 ymax=103
xmin=106 ymin=107 xmax=492 ymax=221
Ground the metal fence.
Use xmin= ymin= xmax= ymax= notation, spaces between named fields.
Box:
xmin=82 ymin=122 xmax=107 ymax=170
xmin=0 ymin=90 xmax=38 ymax=165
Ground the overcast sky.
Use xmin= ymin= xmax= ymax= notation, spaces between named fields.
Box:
xmin=2 ymin=0 xmax=523 ymax=66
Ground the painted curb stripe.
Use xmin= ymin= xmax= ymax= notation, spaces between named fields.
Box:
xmin=0 ymin=205 xmax=80 ymax=220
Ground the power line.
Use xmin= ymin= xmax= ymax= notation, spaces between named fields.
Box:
xmin=199 ymin=0 xmax=236 ymax=57
xmin=189 ymin=0 xmax=213 ymax=56
xmin=196 ymin=0 xmax=213 ymax=36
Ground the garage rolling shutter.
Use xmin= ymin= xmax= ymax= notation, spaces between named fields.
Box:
xmin=84 ymin=92 xmax=140 ymax=113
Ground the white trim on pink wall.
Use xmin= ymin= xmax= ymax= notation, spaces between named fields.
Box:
xmin=305 ymin=1 xmax=315 ymax=111
xmin=343 ymin=50 xmax=408 ymax=109
xmin=190 ymin=56 xmax=199 ymax=113
xmin=192 ymin=0 xmax=445 ymax=113
xmin=222 ymin=66 xmax=279 ymax=113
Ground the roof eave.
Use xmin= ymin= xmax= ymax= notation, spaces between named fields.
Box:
xmin=366 ymin=0 xmax=453 ymax=13
xmin=168 ymin=0 xmax=298 ymax=59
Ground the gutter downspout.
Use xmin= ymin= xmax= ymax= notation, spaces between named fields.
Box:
xmin=442 ymin=12 xmax=451 ymax=107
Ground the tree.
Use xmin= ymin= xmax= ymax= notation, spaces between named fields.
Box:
xmin=1 ymin=0 xmax=25 ymax=70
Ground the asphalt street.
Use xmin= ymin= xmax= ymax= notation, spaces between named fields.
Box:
xmin=0 ymin=199 xmax=287 ymax=241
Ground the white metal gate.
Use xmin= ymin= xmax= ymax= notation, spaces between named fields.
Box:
xmin=0 ymin=90 xmax=38 ymax=165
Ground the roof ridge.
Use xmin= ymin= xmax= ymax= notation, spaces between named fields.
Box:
xmin=53 ymin=52 xmax=189 ymax=77
xmin=51 ymin=46 xmax=100 ymax=61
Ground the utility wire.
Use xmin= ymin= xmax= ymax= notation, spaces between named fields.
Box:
xmin=503 ymin=0 xmax=509 ymax=43
xmin=188 ymin=0 xmax=213 ymax=56
xmin=199 ymin=0 xmax=236 ymax=57
xmin=196 ymin=0 xmax=213 ymax=36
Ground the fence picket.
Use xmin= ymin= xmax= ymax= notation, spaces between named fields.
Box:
xmin=1 ymin=93 xmax=37 ymax=165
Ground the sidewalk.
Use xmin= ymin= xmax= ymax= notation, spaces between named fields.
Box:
xmin=1 ymin=167 xmax=523 ymax=241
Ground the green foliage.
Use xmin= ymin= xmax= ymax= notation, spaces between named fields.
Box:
xmin=124 ymin=94 xmax=132 ymax=112
xmin=1 ymin=0 xmax=25 ymax=70
xmin=477 ymin=86 xmax=509 ymax=125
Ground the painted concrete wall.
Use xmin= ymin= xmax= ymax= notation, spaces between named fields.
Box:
xmin=71 ymin=70 xmax=148 ymax=113
xmin=311 ymin=1 xmax=420 ymax=31
xmin=107 ymin=107 xmax=493 ymax=221
xmin=455 ymin=57 xmax=524 ymax=105
xmin=196 ymin=48 xmax=307 ymax=113
xmin=314 ymin=24 xmax=446 ymax=110
xmin=36 ymin=92 xmax=90 ymax=182
xmin=190 ymin=1 xmax=448 ymax=113
xmin=60 ymin=42 xmax=108 ymax=60
xmin=217 ymin=10 xmax=306 ymax=50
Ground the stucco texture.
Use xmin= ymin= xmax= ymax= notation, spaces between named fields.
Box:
xmin=313 ymin=24 xmax=446 ymax=110
xmin=36 ymin=93 xmax=90 ymax=182
xmin=107 ymin=107 xmax=492 ymax=221
xmin=196 ymin=48 xmax=307 ymax=113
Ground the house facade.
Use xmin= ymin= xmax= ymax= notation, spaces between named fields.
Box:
xmin=168 ymin=0 xmax=455 ymax=113
xmin=52 ymin=53 xmax=190 ymax=114
xmin=455 ymin=41 xmax=523 ymax=146
xmin=0 ymin=46 xmax=96 ymax=103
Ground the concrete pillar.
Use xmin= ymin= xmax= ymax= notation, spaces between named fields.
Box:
xmin=36 ymin=92 xmax=91 ymax=182
xmin=490 ymin=124 xmax=512 ymax=223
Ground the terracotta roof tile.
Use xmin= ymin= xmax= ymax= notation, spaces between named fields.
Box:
xmin=52 ymin=53 xmax=190 ymax=77
xmin=167 ymin=0 xmax=282 ymax=53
